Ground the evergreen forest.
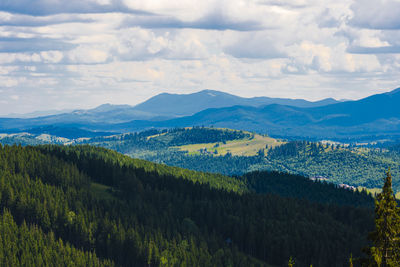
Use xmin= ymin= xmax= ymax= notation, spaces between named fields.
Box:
xmin=0 ymin=144 xmax=382 ymax=266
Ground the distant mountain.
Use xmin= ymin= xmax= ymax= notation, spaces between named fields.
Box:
xmin=0 ymin=104 xmax=162 ymax=132
xmin=132 ymin=89 xmax=340 ymax=116
xmin=115 ymin=88 xmax=400 ymax=140
xmin=1 ymin=88 xmax=399 ymax=140
xmin=4 ymin=108 xmax=74 ymax=118
xmin=2 ymin=90 xmax=340 ymax=122
xmin=0 ymin=89 xmax=342 ymax=135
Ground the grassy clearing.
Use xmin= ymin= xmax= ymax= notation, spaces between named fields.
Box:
xmin=175 ymin=134 xmax=284 ymax=156
xmin=146 ymin=132 xmax=168 ymax=140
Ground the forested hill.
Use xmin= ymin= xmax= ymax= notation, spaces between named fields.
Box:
xmin=1 ymin=144 xmax=374 ymax=266
xmin=2 ymin=126 xmax=398 ymax=192
xmin=76 ymin=127 xmax=400 ymax=192
xmin=40 ymin=144 xmax=247 ymax=193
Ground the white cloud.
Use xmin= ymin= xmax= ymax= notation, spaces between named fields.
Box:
xmin=68 ymin=46 xmax=110 ymax=64
xmin=350 ymin=0 xmax=400 ymax=30
xmin=0 ymin=0 xmax=399 ymax=115
xmin=40 ymin=50 xmax=64 ymax=63
xmin=0 ymin=77 xmax=19 ymax=87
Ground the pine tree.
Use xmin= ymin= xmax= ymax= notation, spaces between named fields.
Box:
xmin=288 ymin=256 xmax=295 ymax=267
xmin=363 ymin=170 xmax=400 ymax=266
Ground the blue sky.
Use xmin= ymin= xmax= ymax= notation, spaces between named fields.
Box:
xmin=0 ymin=0 xmax=400 ymax=115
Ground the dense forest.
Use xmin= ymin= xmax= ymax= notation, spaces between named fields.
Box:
xmin=2 ymin=127 xmax=400 ymax=191
xmin=78 ymin=128 xmax=400 ymax=191
xmin=0 ymin=144 xmax=377 ymax=266
xmin=139 ymin=145 xmax=400 ymax=191
xmin=263 ymin=141 xmax=400 ymax=190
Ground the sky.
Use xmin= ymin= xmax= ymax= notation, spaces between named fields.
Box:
xmin=0 ymin=0 xmax=400 ymax=115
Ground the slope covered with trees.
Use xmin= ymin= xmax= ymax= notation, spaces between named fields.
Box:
xmin=78 ymin=128 xmax=400 ymax=191
xmin=0 ymin=144 xmax=375 ymax=266
xmin=2 ymin=127 xmax=399 ymax=192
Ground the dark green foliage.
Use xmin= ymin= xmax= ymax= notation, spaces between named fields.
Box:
xmin=362 ymin=171 xmax=400 ymax=266
xmin=144 ymin=150 xmax=265 ymax=176
xmin=141 ymin=146 xmax=400 ymax=191
xmin=38 ymin=144 xmax=247 ymax=193
xmin=265 ymin=145 xmax=400 ymax=191
xmin=241 ymin=171 xmax=374 ymax=208
xmin=0 ymin=209 xmax=112 ymax=266
xmin=166 ymin=127 xmax=250 ymax=146
xmin=0 ymin=144 xmax=375 ymax=266
xmin=267 ymin=141 xmax=322 ymax=158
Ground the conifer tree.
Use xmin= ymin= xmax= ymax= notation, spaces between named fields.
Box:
xmin=288 ymin=256 xmax=295 ymax=267
xmin=363 ymin=170 xmax=400 ymax=266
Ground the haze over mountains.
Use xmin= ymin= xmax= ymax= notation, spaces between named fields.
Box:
xmin=1 ymin=88 xmax=399 ymax=141
xmin=4 ymin=89 xmax=341 ymax=121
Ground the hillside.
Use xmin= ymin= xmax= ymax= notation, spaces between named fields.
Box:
xmin=2 ymin=127 xmax=399 ymax=191
xmin=4 ymin=126 xmax=398 ymax=191
xmin=0 ymin=144 xmax=374 ymax=266
xmin=76 ymin=127 xmax=400 ymax=192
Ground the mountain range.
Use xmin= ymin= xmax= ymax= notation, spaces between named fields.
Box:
xmin=0 ymin=88 xmax=399 ymax=140
xmin=131 ymin=89 xmax=341 ymax=116
xmin=134 ymin=87 xmax=400 ymax=140
xmin=2 ymin=89 xmax=341 ymax=123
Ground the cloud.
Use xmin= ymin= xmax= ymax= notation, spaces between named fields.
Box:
xmin=350 ymin=0 xmax=400 ymax=30
xmin=0 ymin=37 xmax=75 ymax=53
xmin=0 ymin=13 xmax=94 ymax=27
xmin=224 ymin=33 xmax=287 ymax=59
xmin=0 ymin=0 xmax=149 ymax=16
xmin=1 ymin=0 xmax=400 ymax=115
xmin=348 ymin=46 xmax=400 ymax=54
xmin=337 ymin=27 xmax=400 ymax=55
xmin=68 ymin=46 xmax=110 ymax=64
xmin=317 ymin=8 xmax=341 ymax=28
xmin=257 ymin=0 xmax=309 ymax=9
xmin=121 ymin=11 xmax=263 ymax=31
xmin=0 ymin=77 xmax=19 ymax=87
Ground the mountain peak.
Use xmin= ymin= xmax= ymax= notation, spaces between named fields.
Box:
xmin=91 ymin=103 xmax=132 ymax=112
xmin=196 ymin=89 xmax=231 ymax=96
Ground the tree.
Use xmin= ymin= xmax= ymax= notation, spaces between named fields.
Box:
xmin=363 ymin=170 xmax=400 ymax=266
xmin=288 ymin=256 xmax=295 ymax=267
